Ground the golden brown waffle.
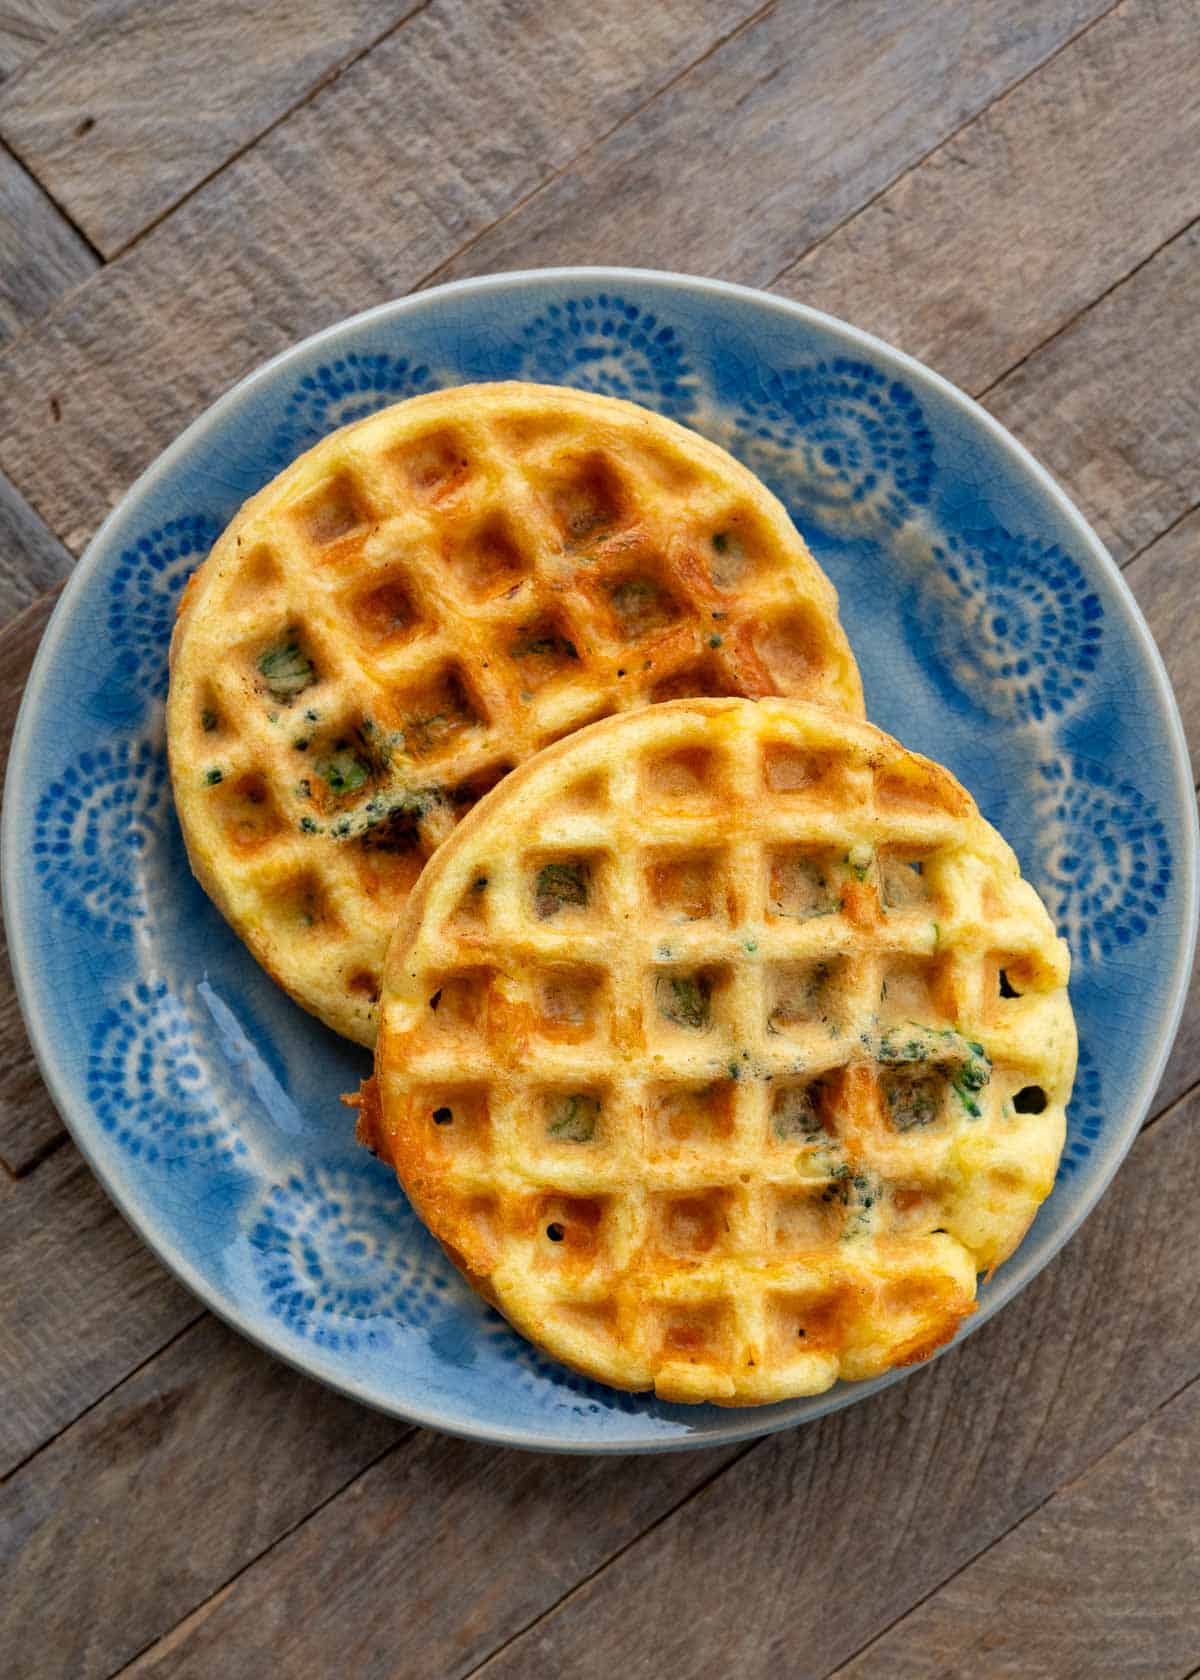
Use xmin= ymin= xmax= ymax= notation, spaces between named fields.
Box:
xmin=360 ymin=698 xmax=1075 ymax=1405
xmin=167 ymin=383 xmax=863 ymax=1045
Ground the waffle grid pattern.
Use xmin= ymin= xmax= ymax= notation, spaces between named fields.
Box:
xmin=168 ymin=385 xmax=863 ymax=1044
xmin=371 ymin=700 xmax=1074 ymax=1404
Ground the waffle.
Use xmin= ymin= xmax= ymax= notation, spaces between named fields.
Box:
xmin=359 ymin=698 xmax=1075 ymax=1405
xmin=167 ymin=383 xmax=863 ymax=1045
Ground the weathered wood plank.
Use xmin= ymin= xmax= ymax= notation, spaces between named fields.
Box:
xmin=122 ymin=1426 xmax=742 ymax=1680
xmin=0 ymin=0 xmax=426 ymax=258
xmin=0 ymin=0 xmax=96 ymax=82
xmin=985 ymin=222 xmax=1200 ymax=566
xmin=2 ymin=1315 xmax=406 ymax=1680
xmin=452 ymin=1095 xmax=1197 ymax=1680
xmin=836 ymin=1377 xmax=1200 ymax=1680
xmin=0 ymin=1143 xmax=197 ymax=1475
xmin=776 ymin=0 xmax=1200 ymax=397
xmin=118 ymin=1090 xmax=1200 ymax=1679
xmin=0 ymin=0 xmax=762 ymax=551
xmin=0 ymin=471 xmax=71 ymax=621
xmin=1126 ymin=506 xmax=1200 ymax=783
xmin=1151 ymin=911 xmax=1200 ymax=1120
xmin=0 ymin=137 xmax=95 ymax=342
xmin=431 ymin=0 xmax=1111 ymax=291
xmin=1125 ymin=515 xmax=1200 ymax=1118
xmin=0 ymin=0 xmax=1108 ymax=553
xmin=0 ymin=590 xmax=67 ymax=1176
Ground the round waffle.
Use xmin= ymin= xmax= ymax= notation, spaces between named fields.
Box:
xmin=360 ymin=697 xmax=1076 ymax=1405
xmin=167 ymin=383 xmax=863 ymax=1045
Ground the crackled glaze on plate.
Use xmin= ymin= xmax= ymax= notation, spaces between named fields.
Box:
xmin=5 ymin=270 xmax=1195 ymax=1451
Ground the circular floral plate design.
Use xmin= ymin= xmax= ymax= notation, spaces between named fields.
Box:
xmin=5 ymin=270 xmax=1195 ymax=1452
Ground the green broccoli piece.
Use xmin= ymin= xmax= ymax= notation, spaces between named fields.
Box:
xmin=257 ymin=637 xmax=316 ymax=700
xmin=315 ymin=749 xmax=369 ymax=797
xmin=656 ymin=973 xmax=711 ymax=1030
xmin=772 ymin=1085 xmax=823 ymax=1142
xmin=534 ymin=861 xmax=589 ymax=918
xmin=547 ymin=1093 xmax=600 ymax=1143
xmin=846 ymin=844 xmax=873 ymax=880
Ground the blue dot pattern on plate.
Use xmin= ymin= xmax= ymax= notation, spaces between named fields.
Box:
xmin=106 ymin=515 xmax=221 ymax=701
xmin=1034 ymin=757 xmax=1172 ymax=964
xmin=486 ymin=1311 xmax=646 ymax=1416
xmin=33 ymin=737 xmax=169 ymax=941
xmin=250 ymin=1161 xmax=451 ymax=1350
xmin=499 ymin=294 xmax=699 ymax=418
xmin=87 ymin=978 xmax=249 ymax=1168
xmin=926 ymin=529 xmax=1103 ymax=723
xmin=734 ymin=357 xmax=935 ymax=528
xmin=12 ymin=274 xmax=1190 ymax=1449
xmin=1057 ymin=1042 xmax=1105 ymax=1180
xmin=268 ymin=351 xmax=439 ymax=469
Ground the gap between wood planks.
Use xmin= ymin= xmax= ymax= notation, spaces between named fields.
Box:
xmin=103 ymin=0 xmax=435 ymax=261
xmin=452 ymin=1103 xmax=1200 ymax=1680
xmin=3 ymin=1063 xmax=1194 ymax=1477
xmin=0 ymin=0 xmax=1125 ymax=385
xmin=6 ymin=0 xmax=1197 ymax=1172
xmin=0 ymin=5 xmax=1195 ymax=1663
xmin=0 ymin=0 xmax=1186 ymax=579
xmin=112 ymin=1427 xmax=419 ymax=1676
xmin=411 ymin=0 xmax=780 ymax=296
xmin=0 ymin=127 xmax=100 ymax=262
xmin=110 ymin=1432 xmax=756 ymax=1680
xmin=972 ymin=205 xmax=1200 ymax=410
xmin=1 ymin=115 xmax=1196 ymax=1186
xmin=460 ymin=1375 xmax=1200 ymax=1680
xmin=449 ymin=1087 xmax=1200 ymax=1671
xmin=754 ymin=0 xmax=1127 ymax=303
xmin=0 ymin=0 xmax=436 ymax=266
xmin=0 ymin=1309 xmax=204 ymax=1483
xmin=2 ymin=215 xmax=1197 ymax=1161
xmin=100 ymin=1085 xmax=1200 ymax=1680
xmin=1 ymin=1126 xmax=63 ymax=1181
xmin=0 ymin=0 xmax=1149 ymax=557
xmin=413 ymin=0 xmax=1123 ymax=297
xmin=822 ymin=1368 xmax=1200 ymax=1677
xmin=0 ymin=0 xmax=758 ymax=292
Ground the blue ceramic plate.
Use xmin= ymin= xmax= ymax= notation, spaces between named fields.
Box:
xmin=5 ymin=270 xmax=1195 ymax=1452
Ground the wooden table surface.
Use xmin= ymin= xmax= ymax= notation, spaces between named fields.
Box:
xmin=2 ymin=3 xmax=1198 ymax=1675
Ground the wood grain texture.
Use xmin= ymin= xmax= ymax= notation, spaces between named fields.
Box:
xmin=431 ymin=0 xmax=1111 ymax=289
xmin=836 ymin=1378 xmax=1200 ymax=1679
xmin=0 ymin=591 xmax=67 ymax=1176
xmin=1125 ymin=515 xmax=1200 ymax=1118
xmin=1151 ymin=893 xmax=1200 ymax=1119
xmin=1127 ymin=506 xmax=1200 ymax=782
xmin=985 ymin=220 xmax=1200 ymax=565
xmin=1 ymin=1316 xmax=405 ymax=1680
xmin=110 ymin=1092 xmax=1200 ymax=1680
xmin=0 ymin=0 xmax=762 ymax=552
xmin=0 ymin=470 xmax=71 ymax=620
xmin=0 ymin=1143 xmax=197 ymax=1476
xmin=777 ymin=0 xmax=1200 ymax=396
xmin=0 ymin=0 xmax=96 ymax=81
xmin=434 ymin=1093 xmax=1200 ymax=1680
xmin=0 ymin=0 xmax=427 ymax=257
xmin=0 ymin=136 xmax=95 ymax=342
xmin=122 ymin=1428 xmax=743 ymax=1679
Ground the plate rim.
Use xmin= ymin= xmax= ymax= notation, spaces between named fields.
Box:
xmin=4 ymin=264 xmax=1197 ymax=1453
